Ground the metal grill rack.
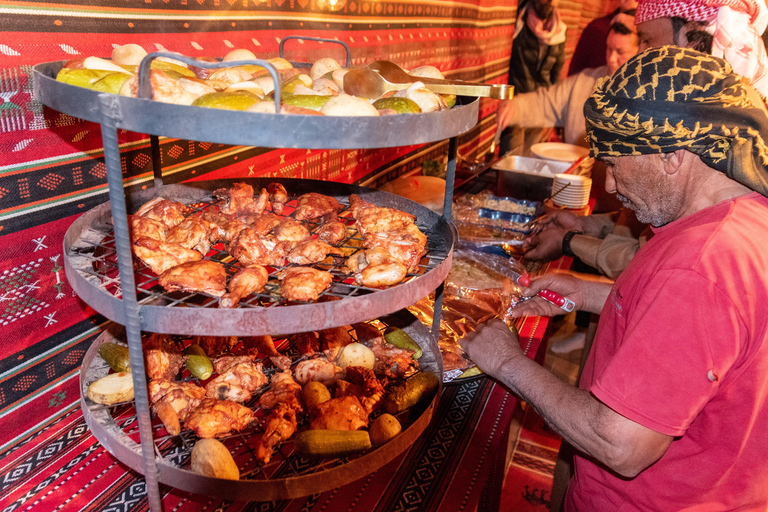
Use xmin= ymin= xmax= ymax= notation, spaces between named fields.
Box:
xmin=64 ymin=179 xmax=456 ymax=336
xmin=72 ymin=186 xmax=449 ymax=309
xmin=33 ymin=39 xmax=478 ymax=510
xmin=82 ymin=311 xmax=440 ymax=501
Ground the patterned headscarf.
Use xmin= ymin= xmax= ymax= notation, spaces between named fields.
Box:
xmin=584 ymin=46 xmax=768 ymax=196
xmin=635 ymin=0 xmax=719 ymax=24
xmin=635 ymin=0 xmax=768 ymax=99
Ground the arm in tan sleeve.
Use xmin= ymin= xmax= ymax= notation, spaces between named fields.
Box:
xmin=504 ymin=73 xmax=582 ymax=129
xmin=579 ymin=212 xmax=619 ymax=238
xmin=589 ymin=234 xmax=642 ymax=279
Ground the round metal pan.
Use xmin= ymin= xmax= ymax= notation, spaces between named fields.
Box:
xmin=64 ymin=178 xmax=454 ymax=337
xmin=32 ymin=61 xmax=479 ymax=150
xmin=80 ymin=309 xmax=442 ymax=501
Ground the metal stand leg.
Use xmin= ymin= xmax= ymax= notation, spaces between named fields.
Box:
xmin=151 ymin=135 xmax=163 ymax=189
xmin=432 ymin=135 xmax=458 ymax=369
xmin=98 ymin=93 xmax=163 ymax=512
xmin=442 ymin=136 xmax=457 ymax=218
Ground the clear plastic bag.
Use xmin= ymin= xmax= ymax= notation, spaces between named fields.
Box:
xmin=408 ymin=246 xmax=531 ymax=381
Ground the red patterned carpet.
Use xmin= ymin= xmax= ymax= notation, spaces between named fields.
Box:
xmin=500 ymin=404 xmax=561 ymax=511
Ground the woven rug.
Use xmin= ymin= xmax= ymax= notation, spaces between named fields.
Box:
xmin=500 ymin=404 xmax=561 ymax=511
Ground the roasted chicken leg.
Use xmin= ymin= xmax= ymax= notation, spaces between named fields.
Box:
xmin=220 ymin=265 xmax=269 ymax=308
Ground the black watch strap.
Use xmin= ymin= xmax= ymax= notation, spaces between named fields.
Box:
xmin=562 ymin=231 xmax=581 ymax=258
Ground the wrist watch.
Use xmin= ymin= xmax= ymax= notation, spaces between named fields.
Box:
xmin=562 ymin=230 xmax=582 ymax=258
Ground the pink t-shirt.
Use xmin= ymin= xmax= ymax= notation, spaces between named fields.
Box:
xmin=566 ymin=193 xmax=768 ymax=511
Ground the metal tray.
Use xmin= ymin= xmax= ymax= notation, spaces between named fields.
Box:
xmin=63 ymin=178 xmax=455 ymax=336
xmin=493 ymin=155 xmax=572 ymax=201
xmin=81 ymin=309 xmax=442 ymax=501
xmin=32 ymin=60 xmax=479 ymax=150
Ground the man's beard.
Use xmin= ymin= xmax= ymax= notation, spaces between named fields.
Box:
xmin=615 ymin=192 xmax=669 ymax=227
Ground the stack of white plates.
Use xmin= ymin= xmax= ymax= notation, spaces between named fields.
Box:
xmin=551 ymin=173 xmax=591 ymax=208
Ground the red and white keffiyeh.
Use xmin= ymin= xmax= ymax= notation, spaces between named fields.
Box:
xmin=635 ymin=0 xmax=719 ymax=24
xmin=636 ymin=0 xmax=768 ymax=99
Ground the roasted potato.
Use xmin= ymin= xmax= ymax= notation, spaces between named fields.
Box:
xmin=87 ymin=372 xmax=134 ymax=405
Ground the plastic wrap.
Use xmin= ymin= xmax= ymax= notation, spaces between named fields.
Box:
xmin=454 ymin=190 xmax=541 ymax=216
xmin=408 ymin=246 xmax=530 ymax=381
xmin=452 ymin=204 xmax=537 ymax=233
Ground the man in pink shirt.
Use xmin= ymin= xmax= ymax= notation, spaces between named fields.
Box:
xmin=462 ymin=46 xmax=768 ymax=511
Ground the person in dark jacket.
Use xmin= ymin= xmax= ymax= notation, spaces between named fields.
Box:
xmin=501 ymin=0 xmax=567 ymax=156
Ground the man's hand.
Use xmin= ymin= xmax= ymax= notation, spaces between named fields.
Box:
xmin=524 ymin=211 xmax=601 ymax=260
xmin=523 ymin=224 xmax=569 ymax=260
xmin=507 ymin=271 xmax=612 ymax=317
xmin=540 ymin=210 xmax=585 ymax=231
xmin=496 ymin=100 xmax=516 ymax=133
xmin=459 ymin=319 xmax=524 ymax=380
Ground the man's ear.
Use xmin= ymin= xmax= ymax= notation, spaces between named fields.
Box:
xmin=674 ymin=20 xmax=700 ymax=47
xmin=659 ymin=150 xmax=688 ymax=175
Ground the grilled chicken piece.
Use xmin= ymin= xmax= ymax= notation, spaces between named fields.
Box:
xmin=293 ymin=192 xmax=341 ymax=221
xmin=213 ymin=182 xmax=264 ymax=217
xmin=129 ymin=215 xmax=167 ymax=242
xmin=123 ymin=70 xmax=198 ymax=106
xmin=143 ymin=333 xmax=183 ymax=381
xmin=135 ymin=197 xmax=188 ymax=228
xmin=363 ymin=223 xmax=427 ymax=272
xmin=344 ymin=248 xmax=377 ymax=274
xmin=133 ymin=237 xmax=203 ymax=275
xmin=267 ymin=182 xmax=288 ymax=215
xmin=366 ymin=335 xmax=419 ymax=380
xmin=166 ymin=216 xmax=215 ymax=256
xmin=205 ymin=356 xmax=268 ymax=402
xmin=229 ymin=228 xmax=285 ymax=267
xmin=242 ymin=335 xmax=291 ymax=370
xmin=272 ymin=218 xmax=310 ymax=247
xmin=340 ymin=366 xmax=386 ymax=414
xmin=316 ymin=217 xmax=348 ymax=245
xmin=186 ymin=398 xmax=256 ymax=438
xmin=158 ymin=260 xmax=227 ymax=297
xmin=277 ymin=267 xmax=333 ymax=302
xmin=252 ymin=187 xmax=269 ymax=214
xmin=212 ymin=354 xmax=257 ymax=374
xmin=193 ymin=335 xmax=239 ymax=357
xmin=348 ymin=195 xmax=427 ymax=274
xmin=286 ymin=239 xmax=344 ymax=265
xmin=296 ymin=331 xmax=320 ymax=356
xmin=259 ymin=369 xmax=303 ymax=413
xmin=148 ymin=379 xmax=206 ymax=436
xmin=255 ymin=402 xmax=297 ymax=464
xmin=319 ymin=325 xmax=354 ymax=361
xmin=256 ymin=369 xmax=305 ymax=463
xmin=220 ymin=265 xmax=269 ymax=308
xmin=352 ymin=322 xmax=419 ymax=379
xmin=344 ymin=247 xmax=408 ymax=288
xmin=241 ymin=211 xmax=281 ymax=236
xmin=202 ymin=211 xmax=248 ymax=243
xmin=357 ymin=260 xmax=408 ymax=288
xmin=294 ymin=358 xmax=343 ymax=386
xmin=349 ymin=194 xmax=415 ymax=236
xmin=309 ymin=395 xmax=368 ymax=431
